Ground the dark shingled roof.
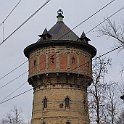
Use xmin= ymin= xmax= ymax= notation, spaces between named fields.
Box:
xmin=48 ymin=21 xmax=79 ymax=41
xmin=24 ymin=10 xmax=97 ymax=58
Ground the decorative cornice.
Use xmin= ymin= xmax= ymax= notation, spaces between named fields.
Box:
xmin=24 ymin=40 xmax=96 ymax=58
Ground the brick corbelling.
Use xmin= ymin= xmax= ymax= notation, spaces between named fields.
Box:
xmin=28 ymin=73 xmax=92 ymax=88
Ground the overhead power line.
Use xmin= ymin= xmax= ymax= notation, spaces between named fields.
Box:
xmin=59 ymin=0 xmax=117 ymax=40
xmin=0 ymin=0 xmax=52 ymax=46
xmin=95 ymin=45 xmax=123 ymax=59
xmin=1 ymin=82 xmax=26 ymax=102
xmin=0 ymin=60 xmax=27 ymax=81
xmin=0 ymin=0 xmax=116 ymax=46
xmin=0 ymin=0 xmax=121 ymax=106
xmin=0 ymin=0 xmax=118 ymax=81
xmin=0 ymin=0 xmax=22 ymax=27
xmin=72 ymin=0 xmax=116 ymax=30
xmin=86 ymin=6 xmax=124 ymax=34
xmin=0 ymin=0 xmax=22 ymax=42
xmin=1 ymin=5 xmax=123 ymax=92
xmin=0 ymin=49 xmax=65 ymax=89
xmin=0 ymin=88 xmax=32 ymax=105
xmin=0 ymin=44 xmax=122 ymax=105
xmin=0 ymin=71 xmax=27 ymax=89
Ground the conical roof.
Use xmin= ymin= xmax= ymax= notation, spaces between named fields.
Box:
xmin=49 ymin=21 xmax=79 ymax=41
xmin=48 ymin=9 xmax=79 ymax=41
xmin=24 ymin=10 xmax=97 ymax=58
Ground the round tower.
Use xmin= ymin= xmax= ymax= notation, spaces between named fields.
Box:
xmin=24 ymin=9 xmax=97 ymax=124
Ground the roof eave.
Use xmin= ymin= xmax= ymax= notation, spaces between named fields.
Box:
xmin=24 ymin=40 xmax=97 ymax=58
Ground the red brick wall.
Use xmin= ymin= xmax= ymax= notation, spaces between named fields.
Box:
xmin=59 ymin=53 xmax=67 ymax=70
xmin=48 ymin=53 xmax=56 ymax=71
xmin=28 ymin=47 xmax=92 ymax=78
xmin=39 ymin=54 xmax=46 ymax=72
xmin=70 ymin=53 xmax=77 ymax=72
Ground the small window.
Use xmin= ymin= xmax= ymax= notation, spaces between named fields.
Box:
xmin=41 ymin=120 xmax=46 ymax=124
xmin=72 ymin=56 xmax=75 ymax=64
xmin=43 ymin=97 xmax=47 ymax=109
xmin=50 ymin=55 xmax=54 ymax=64
xmin=65 ymin=96 xmax=70 ymax=108
xmin=42 ymin=121 xmax=45 ymax=124
xmin=34 ymin=60 xmax=36 ymax=66
xmin=59 ymin=103 xmax=64 ymax=108
xmin=66 ymin=121 xmax=70 ymax=124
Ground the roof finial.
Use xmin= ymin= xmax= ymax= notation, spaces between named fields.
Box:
xmin=39 ymin=28 xmax=52 ymax=41
xmin=57 ymin=9 xmax=64 ymax=22
xmin=80 ymin=32 xmax=91 ymax=43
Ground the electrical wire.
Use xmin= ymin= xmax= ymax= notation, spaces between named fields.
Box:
xmin=0 ymin=71 xmax=27 ymax=89
xmin=0 ymin=44 xmax=122 ymax=105
xmin=0 ymin=88 xmax=32 ymax=105
xmin=95 ymin=45 xmax=123 ymax=59
xmin=73 ymin=0 xmax=116 ymax=30
xmin=58 ymin=0 xmax=117 ymax=40
xmin=0 ymin=0 xmax=52 ymax=46
xmin=0 ymin=0 xmax=120 ymax=102
xmin=1 ymin=45 xmax=122 ymax=101
xmin=0 ymin=49 xmax=65 ymax=89
xmin=0 ymin=0 xmax=119 ymax=81
xmin=0 ymin=0 xmax=22 ymax=27
xmin=1 ymin=3 xmax=123 ymax=89
xmin=0 ymin=60 xmax=27 ymax=81
xmin=1 ymin=82 xmax=26 ymax=102
xmin=86 ymin=6 xmax=124 ymax=34
xmin=1 ymin=0 xmax=22 ymax=43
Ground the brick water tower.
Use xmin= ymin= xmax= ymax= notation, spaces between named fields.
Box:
xmin=24 ymin=9 xmax=96 ymax=124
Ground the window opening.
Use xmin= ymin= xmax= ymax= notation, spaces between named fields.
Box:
xmin=34 ymin=59 xmax=36 ymax=66
xmin=66 ymin=121 xmax=70 ymax=124
xmin=42 ymin=121 xmax=46 ymax=124
xmin=72 ymin=56 xmax=75 ymax=64
xmin=43 ymin=97 xmax=47 ymax=109
xmin=50 ymin=55 xmax=54 ymax=64
xmin=65 ymin=96 xmax=70 ymax=108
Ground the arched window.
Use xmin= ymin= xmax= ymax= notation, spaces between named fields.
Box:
xmin=34 ymin=59 xmax=36 ymax=66
xmin=65 ymin=96 xmax=70 ymax=108
xmin=66 ymin=121 xmax=70 ymax=124
xmin=72 ymin=56 xmax=75 ymax=64
xmin=42 ymin=121 xmax=46 ymax=124
xmin=50 ymin=55 xmax=54 ymax=64
xmin=43 ymin=97 xmax=47 ymax=109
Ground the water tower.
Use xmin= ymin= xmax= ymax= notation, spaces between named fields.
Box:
xmin=24 ymin=9 xmax=97 ymax=124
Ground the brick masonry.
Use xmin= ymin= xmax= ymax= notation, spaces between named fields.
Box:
xmin=28 ymin=46 xmax=92 ymax=124
xmin=28 ymin=46 xmax=92 ymax=78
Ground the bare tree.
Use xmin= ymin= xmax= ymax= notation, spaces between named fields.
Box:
xmin=88 ymin=57 xmax=111 ymax=124
xmin=116 ymin=111 xmax=124 ymax=124
xmin=98 ymin=18 xmax=124 ymax=121
xmin=105 ymin=84 xmax=118 ymax=124
xmin=1 ymin=107 xmax=25 ymax=124
xmin=98 ymin=18 xmax=124 ymax=47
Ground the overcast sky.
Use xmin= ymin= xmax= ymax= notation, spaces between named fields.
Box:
xmin=0 ymin=0 xmax=124 ymax=122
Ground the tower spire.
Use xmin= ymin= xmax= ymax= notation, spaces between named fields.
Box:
xmin=57 ymin=9 xmax=64 ymax=22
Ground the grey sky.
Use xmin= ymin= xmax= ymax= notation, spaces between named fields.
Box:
xmin=0 ymin=0 xmax=124 ymax=121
